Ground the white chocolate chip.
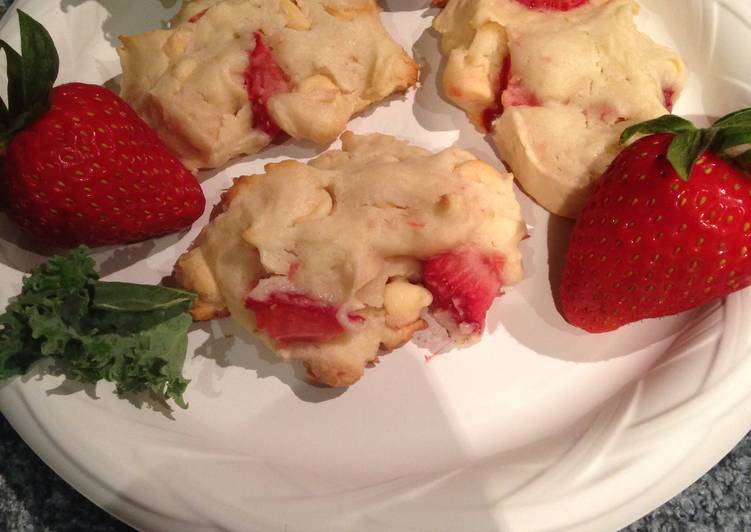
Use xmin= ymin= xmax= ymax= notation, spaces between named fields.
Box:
xmin=383 ymin=278 xmax=433 ymax=329
xmin=454 ymin=159 xmax=504 ymax=184
xmin=294 ymin=187 xmax=334 ymax=224
xmin=280 ymin=0 xmax=311 ymax=30
xmin=173 ymin=59 xmax=198 ymax=82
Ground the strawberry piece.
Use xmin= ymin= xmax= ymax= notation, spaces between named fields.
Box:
xmin=245 ymin=32 xmax=290 ymax=137
xmin=482 ymin=55 xmax=512 ymax=132
xmin=423 ymin=246 xmax=505 ymax=334
xmin=348 ymin=313 xmax=366 ymax=324
xmin=588 ymin=102 xmax=625 ymax=125
xmin=516 ymin=0 xmax=589 ymax=11
xmin=287 ymin=261 xmax=299 ymax=279
xmin=245 ymin=292 xmax=346 ymax=344
xmin=662 ymin=87 xmax=676 ymax=112
xmin=561 ymin=123 xmax=751 ymax=333
xmin=481 ymin=55 xmax=540 ymax=132
xmin=4 ymin=83 xmax=205 ymax=248
xmin=502 ymin=79 xmax=541 ymax=109
xmin=188 ymin=9 xmax=208 ymax=23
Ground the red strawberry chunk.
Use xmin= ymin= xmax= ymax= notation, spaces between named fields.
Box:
xmin=481 ymin=55 xmax=540 ymax=132
xmin=245 ymin=32 xmax=290 ymax=137
xmin=423 ymin=246 xmax=505 ymax=334
xmin=188 ymin=8 xmax=208 ymax=23
xmin=245 ymin=292 xmax=346 ymax=344
xmin=482 ymin=55 xmax=512 ymax=132
xmin=662 ymin=87 xmax=676 ymax=112
xmin=287 ymin=261 xmax=299 ymax=279
xmin=502 ymin=79 xmax=541 ymax=109
xmin=588 ymin=102 xmax=625 ymax=124
xmin=516 ymin=0 xmax=589 ymax=11
xmin=561 ymin=133 xmax=751 ymax=333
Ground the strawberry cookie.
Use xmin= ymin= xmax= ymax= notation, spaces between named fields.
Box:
xmin=433 ymin=0 xmax=684 ymax=217
xmin=174 ymin=133 xmax=526 ymax=386
xmin=118 ymin=0 xmax=418 ymax=171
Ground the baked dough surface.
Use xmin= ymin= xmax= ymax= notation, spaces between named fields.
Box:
xmin=175 ymin=133 xmax=526 ymax=386
xmin=118 ymin=0 xmax=418 ymax=171
xmin=434 ymin=0 xmax=684 ymax=217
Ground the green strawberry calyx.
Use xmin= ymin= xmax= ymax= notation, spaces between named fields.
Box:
xmin=620 ymin=108 xmax=751 ymax=181
xmin=0 ymin=10 xmax=59 ymax=152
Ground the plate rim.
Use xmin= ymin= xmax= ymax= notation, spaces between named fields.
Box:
xmin=1 ymin=1 xmax=751 ymax=531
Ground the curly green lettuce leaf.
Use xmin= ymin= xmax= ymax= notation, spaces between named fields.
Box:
xmin=0 ymin=247 xmax=195 ymax=408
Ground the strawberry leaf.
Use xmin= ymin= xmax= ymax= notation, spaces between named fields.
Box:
xmin=713 ymin=127 xmax=751 ymax=155
xmin=0 ymin=96 xmax=7 ymax=126
xmin=0 ymin=40 xmax=23 ymax=120
xmin=667 ymin=129 xmax=712 ymax=181
xmin=18 ymin=10 xmax=59 ymax=116
xmin=621 ymin=110 xmax=751 ymax=181
xmin=712 ymin=108 xmax=751 ymax=129
xmin=0 ymin=10 xmax=59 ymax=150
xmin=706 ymin=109 xmax=751 ymax=173
xmin=734 ymin=150 xmax=751 ymax=173
xmin=620 ymin=114 xmax=696 ymax=145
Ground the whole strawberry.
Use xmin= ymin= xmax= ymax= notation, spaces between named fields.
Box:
xmin=1 ymin=11 xmax=205 ymax=248
xmin=561 ymin=110 xmax=751 ymax=332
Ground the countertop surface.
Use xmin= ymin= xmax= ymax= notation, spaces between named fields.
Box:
xmin=0 ymin=0 xmax=750 ymax=530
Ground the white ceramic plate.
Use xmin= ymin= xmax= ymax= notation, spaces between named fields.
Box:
xmin=1 ymin=1 xmax=751 ymax=531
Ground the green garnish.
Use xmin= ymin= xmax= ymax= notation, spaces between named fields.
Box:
xmin=0 ymin=247 xmax=196 ymax=409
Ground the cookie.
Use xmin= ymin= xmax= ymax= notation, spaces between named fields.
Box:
xmin=118 ymin=0 xmax=418 ymax=171
xmin=433 ymin=0 xmax=684 ymax=217
xmin=174 ymin=133 xmax=526 ymax=386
